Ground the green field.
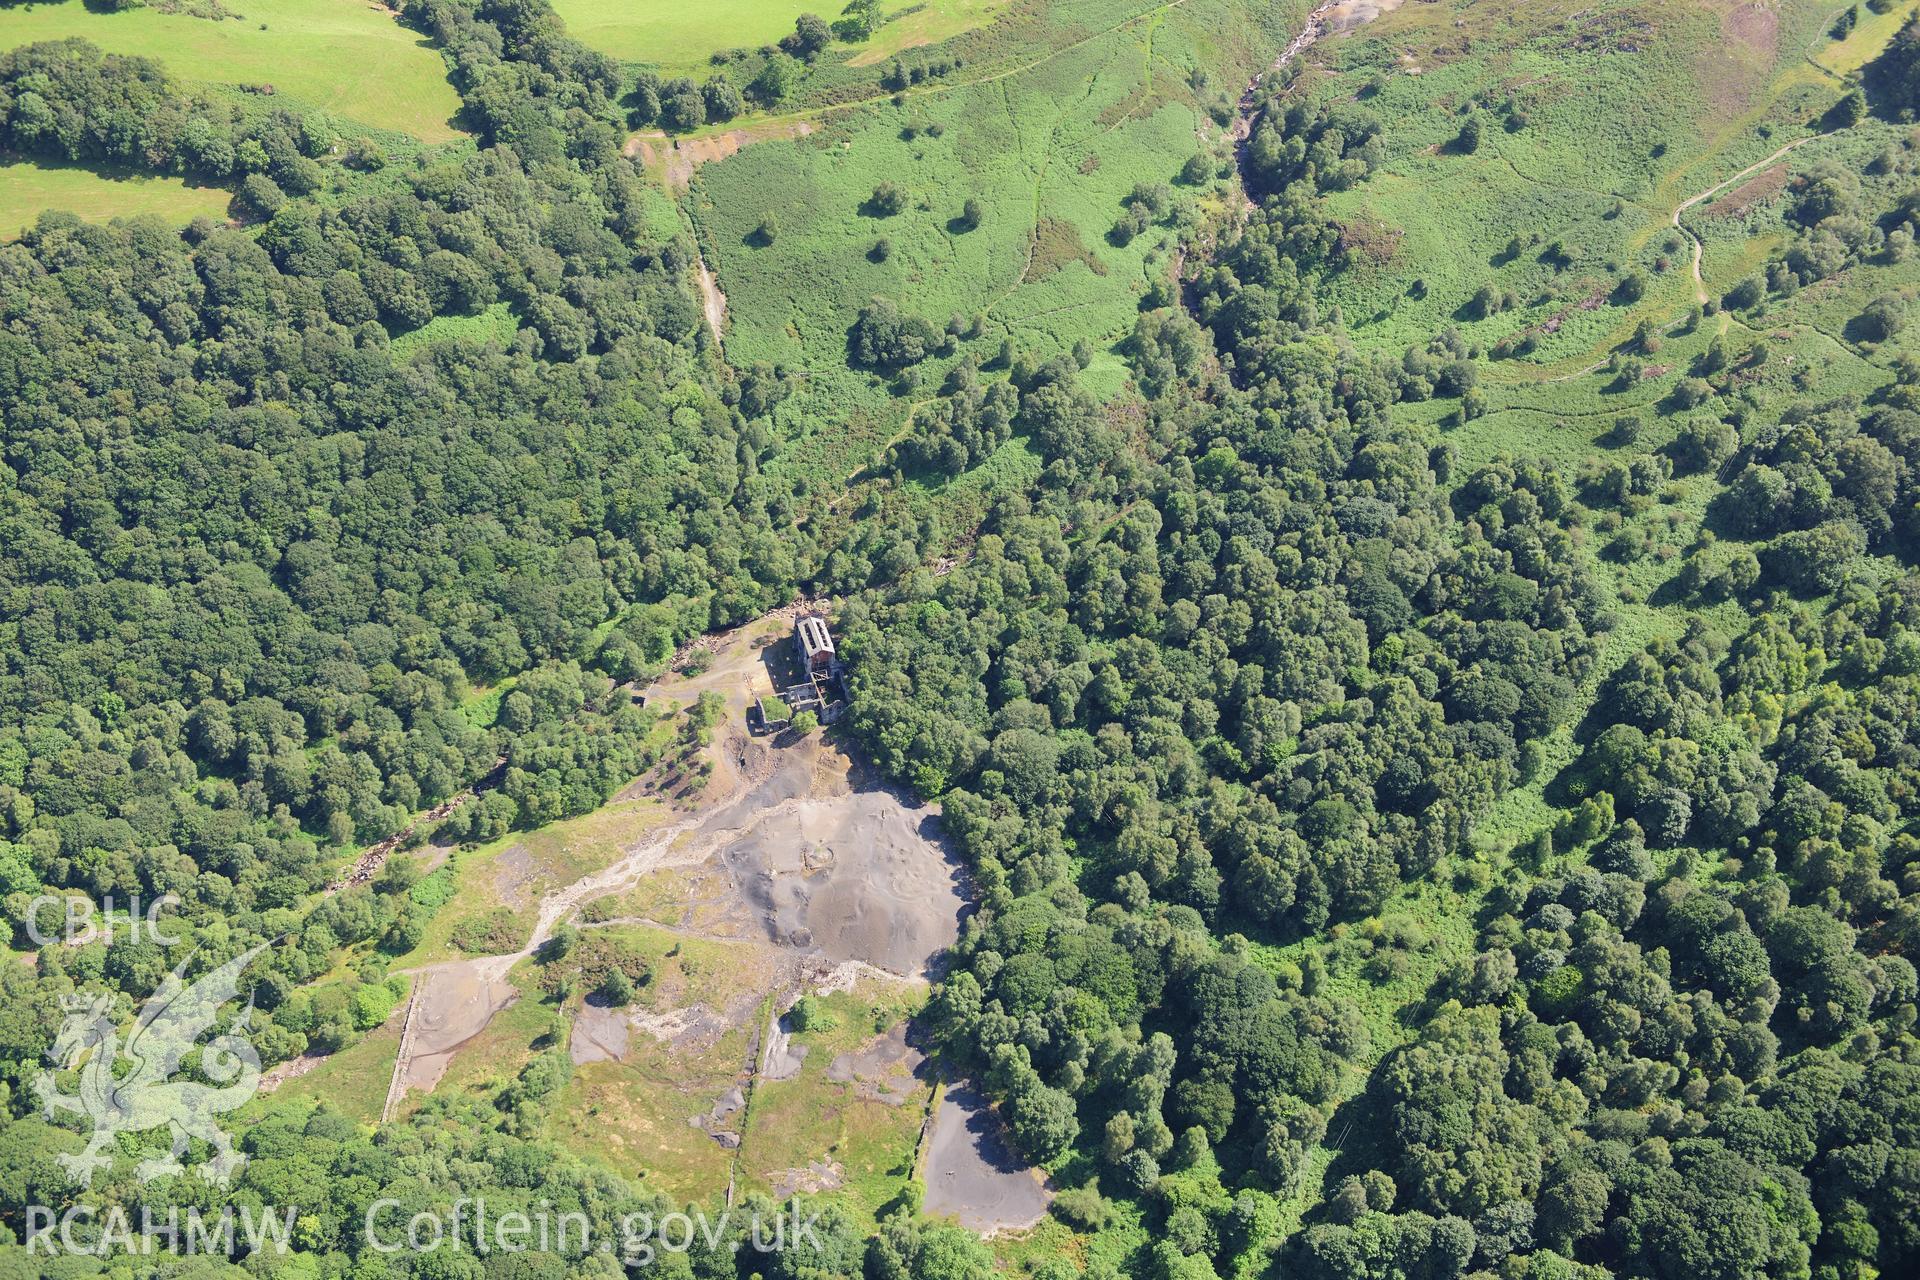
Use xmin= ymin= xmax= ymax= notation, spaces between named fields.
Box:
xmin=0 ymin=0 xmax=462 ymax=140
xmin=736 ymin=986 xmax=930 ymax=1227
xmin=0 ymin=155 xmax=230 ymax=238
xmin=388 ymin=300 xmax=522 ymax=359
xmin=262 ymin=1015 xmax=404 ymax=1126
xmin=1284 ymin=0 xmax=1915 ymax=409
xmin=543 ymin=926 xmax=776 ymax=1202
xmin=550 ymin=0 xmax=1010 ymax=76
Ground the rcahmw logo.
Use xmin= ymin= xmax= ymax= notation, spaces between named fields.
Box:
xmin=24 ymin=891 xmax=182 ymax=947
xmin=26 ymin=1205 xmax=296 ymax=1258
xmin=35 ymin=942 xmax=269 ymax=1188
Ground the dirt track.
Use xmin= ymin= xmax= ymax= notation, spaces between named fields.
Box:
xmin=625 ymin=123 xmax=815 ymax=193
xmin=622 ymin=125 xmax=817 ymax=352
xmin=377 ymin=613 xmax=1049 ymax=1234
xmin=1671 ymin=132 xmax=1828 ymax=304
xmin=384 ymin=613 xmax=967 ymax=1115
xmin=694 ymin=255 xmax=727 ymax=348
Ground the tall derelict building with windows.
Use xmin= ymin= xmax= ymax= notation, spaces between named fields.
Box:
xmin=794 ymin=613 xmax=836 ymax=677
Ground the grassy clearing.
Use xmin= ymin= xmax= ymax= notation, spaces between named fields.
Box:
xmin=847 ymin=0 xmax=1015 ymax=66
xmin=550 ymin=0 xmax=1008 ymax=78
xmin=458 ymin=676 xmax=517 ymax=730
xmin=898 ymin=433 xmax=1045 ymax=523
xmin=389 ymin=301 xmax=521 ymax=360
xmin=0 ymin=156 xmax=229 ymax=238
xmin=552 ymin=0 xmax=821 ymax=72
xmin=260 ymin=1016 xmax=404 ymax=1126
xmin=386 ymin=794 xmax=672 ymax=969
xmin=545 ymin=927 xmax=777 ymax=1202
xmin=400 ymin=965 xmax=560 ymax=1118
xmin=1812 ymin=0 xmax=1913 ymax=75
xmin=1243 ymin=856 xmax=1482 ymax=1239
xmin=554 ymin=1053 xmax=743 ymax=1201
xmin=574 ymin=924 xmax=787 ymax=1031
xmin=531 ymin=919 xmax=937 ymax=1217
xmin=586 ymin=858 xmax=705 ymax=926
xmin=0 ymin=0 xmax=462 ymax=140
xmin=691 ymin=0 xmax=1294 ymax=490
xmin=735 ymin=984 xmax=928 ymax=1225
xmin=496 ymin=796 xmax=668 ymax=906
xmin=387 ymin=836 xmax=533 ymax=968
xmin=1304 ymin=0 xmax=1900 ymax=378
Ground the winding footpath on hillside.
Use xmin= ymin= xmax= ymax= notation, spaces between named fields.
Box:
xmin=693 ymin=253 xmax=728 ymax=348
xmin=1213 ymin=0 xmax=1844 ymax=381
xmin=1494 ymin=127 xmax=1842 ymax=387
xmin=1670 ymin=132 xmax=1830 ymax=304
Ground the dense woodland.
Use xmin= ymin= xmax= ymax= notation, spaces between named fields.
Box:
xmin=0 ymin=0 xmax=803 ymax=1208
xmin=835 ymin=32 xmax=1920 ymax=1280
xmin=0 ymin=2 xmax=1918 ymax=1279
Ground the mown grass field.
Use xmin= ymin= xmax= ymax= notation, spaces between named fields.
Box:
xmin=0 ymin=156 xmax=230 ymax=238
xmin=0 ymin=0 xmax=462 ymax=140
xmin=550 ymin=0 xmax=1009 ymax=77
xmin=846 ymin=0 xmax=1013 ymax=65
xmin=688 ymin=0 xmax=1299 ymax=490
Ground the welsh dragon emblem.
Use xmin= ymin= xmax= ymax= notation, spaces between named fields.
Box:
xmin=36 ymin=943 xmax=268 ymax=1187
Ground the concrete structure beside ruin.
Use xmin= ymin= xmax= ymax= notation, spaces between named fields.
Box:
xmin=756 ymin=695 xmax=792 ymax=732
